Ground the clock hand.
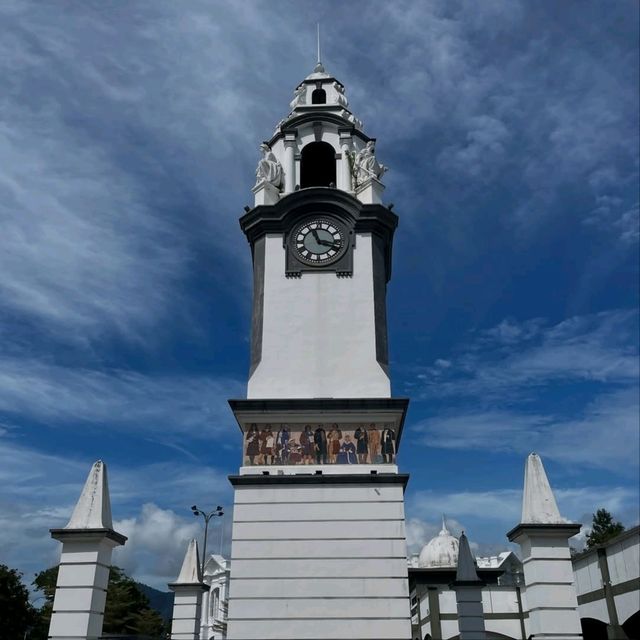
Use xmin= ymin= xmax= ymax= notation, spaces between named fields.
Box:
xmin=317 ymin=239 xmax=341 ymax=248
xmin=311 ymin=229 xmax=321 ymax=242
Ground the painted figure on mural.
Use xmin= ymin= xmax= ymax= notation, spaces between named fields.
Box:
xmin=300 ymin=425 xmax=315 ymax=464
xmin=367 ymin=424 xmax=381 ymax=464
xmin=381 ymin=426 xmax=396 ymax=463
xmin=354 ymin=425 xmax=369 ymax=464
xmin=276 ymin=426 xmax=290 ymax=464
xmin=327 ymin=424 xmax=342 ymax=464
xmin=259 ymin=425 xmax=275 ymax=465
xmin=288 ymin=438 xmax=302 ymax=464
xmin=314 ymin=426 xmax=328 ymax=464
xmin=245 ymin=424 xmax=259 ymax=465
xmin=337 ymin=435 xmax=357 ymax=464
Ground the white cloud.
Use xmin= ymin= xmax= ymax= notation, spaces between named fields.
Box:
xmin=114 ymin=504 xmax=202 ymax=587
xmin=113 ymin=502 xmax=233 ymax=590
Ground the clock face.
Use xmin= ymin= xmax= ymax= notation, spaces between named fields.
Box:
xmin=293 ymin=218 xmax=346 ymax=265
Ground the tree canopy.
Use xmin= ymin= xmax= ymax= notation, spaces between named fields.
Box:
xmin=586 ymin=508 xmax=625 ymax=548
xmin=0 ymin=564 xmax=38 ymax=637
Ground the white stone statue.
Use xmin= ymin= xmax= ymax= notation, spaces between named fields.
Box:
xmin=333 ymin=82 xmax=348 ymax=107
xmin=289 ymin=85 xmax=306 ymax=110
xmin=353 ymin=140 xmax=387 ymax=185
xmin=255 ymin=143 xmax=283 ymax=189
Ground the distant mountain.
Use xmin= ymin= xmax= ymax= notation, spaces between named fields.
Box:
xmin=137 ymin=582 xmax=174 ymax=622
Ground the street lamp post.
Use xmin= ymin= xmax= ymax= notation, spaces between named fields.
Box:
xmin=191 ymin=504 xmax=224 ymax=575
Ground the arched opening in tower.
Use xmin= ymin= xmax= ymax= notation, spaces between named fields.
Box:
xmin=300 ymin=141 xmax=336 ymax=188
xmin=311 ymin=88 xmax=326 ymax=104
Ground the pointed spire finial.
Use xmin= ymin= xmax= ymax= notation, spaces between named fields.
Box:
xmin=65 ymin=460 xmax=113 ymax=530
xmin=455 ymin=532 xmax=482 ymax=583
xmin=522 ymin=452 xmax=564 ymax=524
xmin=440 ymin=513 xmax=450 ymax=535
xmin=175 ymin=538 xmax=202 ymax=584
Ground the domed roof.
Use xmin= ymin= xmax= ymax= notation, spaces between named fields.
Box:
xmin=418 ymin=517 xmax=459 ymax=568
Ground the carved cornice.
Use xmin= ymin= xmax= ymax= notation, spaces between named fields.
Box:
xmin=268 ymin=112 xmax=370 ymax=147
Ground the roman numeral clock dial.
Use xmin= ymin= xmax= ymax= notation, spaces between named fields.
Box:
xmin=293 ymin=219 xmax=346 ymax=265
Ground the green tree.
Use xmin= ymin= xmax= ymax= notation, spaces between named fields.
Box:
xmin=0 ymin=564 xmax=37 ymax=638
xmin=32 ymin=565 xmax=167 ymax=639
xmin=30 ymin=566 xmax=57 ymax=639
xmin=586 ymin=508 xmax=625 ymax=548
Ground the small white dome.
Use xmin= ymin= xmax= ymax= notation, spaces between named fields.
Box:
xmin=418 ymin=517 xmax=459 ymax=568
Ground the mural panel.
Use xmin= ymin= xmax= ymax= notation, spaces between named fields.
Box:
xmin=243 ymin=423 xmax=396 ymax=466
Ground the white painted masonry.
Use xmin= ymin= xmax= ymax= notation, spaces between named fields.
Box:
xmin=48 ymin=460 xmax=126 ymax=640
xmin=247 ymin=232 xmax=390 ymax=399
xmin=226 ymin=481 xmax=411 ymax=640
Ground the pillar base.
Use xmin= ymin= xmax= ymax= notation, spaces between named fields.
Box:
xmin=355 ymin=176 xmax=385 ymax=204
xmin=252 ymin=180 xmax=280 ymax=206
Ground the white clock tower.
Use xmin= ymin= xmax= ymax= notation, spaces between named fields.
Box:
xmin=226 ymin=60 xmax=412 ymax=640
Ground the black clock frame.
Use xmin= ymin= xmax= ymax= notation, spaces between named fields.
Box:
xmin=286 ymin=215 xmax=353 ymax=276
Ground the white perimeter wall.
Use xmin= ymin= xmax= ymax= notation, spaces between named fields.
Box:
xmin=226 ymin=482 xmax=411 ymax=639
xmin=573 ymin=531 xmax=640 ymax=625
xmin=247 ymin=232 xmax=391 ymax=399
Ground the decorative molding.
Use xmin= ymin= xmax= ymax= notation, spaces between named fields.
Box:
xmin=228 ymin=472 xmax=410 ymax=489
xmin=507 ymin=522 xmax=582 ymax=542
xmin=50 ymin=527 xmax=128 ymax=546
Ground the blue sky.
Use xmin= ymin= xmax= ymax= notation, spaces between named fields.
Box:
xmin=0 ymin=1 xmax=638 ymax=590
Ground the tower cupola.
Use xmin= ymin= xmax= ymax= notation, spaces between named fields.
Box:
xmin=240 ymin=56 xmax=398 ymax=399
xmin=252 ymin=61 xmax=386 ymax=207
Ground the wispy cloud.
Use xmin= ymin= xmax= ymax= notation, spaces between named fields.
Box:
xmin=0 ymin=1 xmax=316 ymax=343
xmin=409 ymin=311 xmax=639 ymax=472
xmin=356 ymin=1 xmax=639 ymax=243
xmin=408 ymin=484 xmax=638 ymax=530
xmin=413 ymin=309 xmax=638 ymax=399
xmin=414 ymin=387 xmax=639 ymax=471
xmin=0 ymin=356 xmax=243 ymax=437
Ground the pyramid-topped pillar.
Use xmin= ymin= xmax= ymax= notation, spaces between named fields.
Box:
xmin=48 ymin=460 xmax=127 ymax=640
xmin=507 ymin=453 xmax=582 ymax=639
xmin=169 ymin=539 xmax=209 ymax=640
xmin=451 ymin=532 xmax=486 ymax=640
